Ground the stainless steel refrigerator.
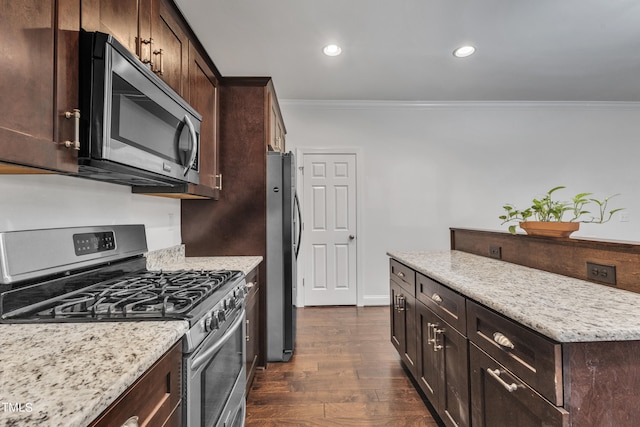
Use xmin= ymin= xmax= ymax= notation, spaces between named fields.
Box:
xmin=266 ymin=151 xmax=301 ymax=362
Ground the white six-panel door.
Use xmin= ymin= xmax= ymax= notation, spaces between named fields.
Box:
xmin=302 ymin=153 xmax=357 ymax=305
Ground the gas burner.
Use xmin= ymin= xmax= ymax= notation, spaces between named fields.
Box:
xmin=2 ymin=266 xmax=244 ymax=323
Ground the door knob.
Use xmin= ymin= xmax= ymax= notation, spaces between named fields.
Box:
xmin=348 ymin=235 xmax=355 ymax=240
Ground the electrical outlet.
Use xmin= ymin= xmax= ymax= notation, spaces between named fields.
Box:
xmin=586 ymin=262 xmax=617 ymax=286
xmin=489 ymin=245 xmax=502 ymax=259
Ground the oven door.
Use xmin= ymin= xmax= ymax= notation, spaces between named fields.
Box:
xmin=185 ymin=307 xmax=246 ymax=427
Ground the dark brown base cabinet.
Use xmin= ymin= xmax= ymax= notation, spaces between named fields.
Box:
xmin=391 ymin=257 xmax=640 ymax=427
xmin=89 ymin=341 xmax=182 ymax=427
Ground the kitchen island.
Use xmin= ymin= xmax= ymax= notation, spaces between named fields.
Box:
xmin=0 ymin=251 xmax=262 ymax=427
xmin=389 ymin=250 xmax=640 ymax=427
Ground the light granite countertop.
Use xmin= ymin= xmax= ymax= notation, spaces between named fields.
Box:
xmin=388 ymin=250 xmax=640 ymax=343
xmin=145 ymin=245 xmax=262 ymax=275
xmin=0 ymin=321 xmax=188 ymax=427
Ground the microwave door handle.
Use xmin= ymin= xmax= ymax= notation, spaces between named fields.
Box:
xmin=182 ymin=115 xmax=197 ymax=176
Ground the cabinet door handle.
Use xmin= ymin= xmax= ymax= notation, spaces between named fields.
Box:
xmin=487 ymin=368 xmax=518 ymax=392
xmin=396 ymin=271 xmax=405 ymax=278
xmin=433 ymin=327 xmax=444 ymax=352
xmin=120 ymin=416 xmax=139 ymax=427
xmin=246 ymin=319 xmax=250 ymax=342
xmin=63 ymin=109 xmax=81 ymax=150
xmin=427 ymin=322 xmax=435 ymax=345
xmin=493 ymin=332 xmax=515 ymax=350
xmin=140 ymin=38 xmax=153 ymax=68
xmin=397 ymin=295 xmax=406 ymax=311
xmin=431 ymin=293 xmax=443 ymax=304
xmin=215 ymin=173 xmax=223 ymax=190
xmin=153 ymin=48 xmax=164 ymax=75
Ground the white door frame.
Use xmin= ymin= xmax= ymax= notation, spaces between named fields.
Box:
xmin=295 ymin=147 xmax=364 ymax=307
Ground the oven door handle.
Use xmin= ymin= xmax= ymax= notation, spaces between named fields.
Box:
xmin=191 ymin=308 xmax=245 ymax=371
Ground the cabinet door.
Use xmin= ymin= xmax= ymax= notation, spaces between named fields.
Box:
xmin=187 ymin=43 xmax=220 ymax=198
xmin=439 ymin=316 xmax=469 ymax=427
xmin=416 ymin=301 xmax=440 ymax=406
xmin=470 ymin=343 xmax=569 ymax=427
xmin=0 ymin=0 xmax=79 ymax=173
xmin=417 ymin=302 xmax=469 ymax=427
xmin=390 ymin=280 xmax=416 ymax=376
xmin=81 ymin=0 xmax=141 ymax=57
xmin=150 ymin=0 xmax=189 ymax=97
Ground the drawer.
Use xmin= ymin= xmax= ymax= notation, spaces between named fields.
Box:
xmin=470 ymin=344 xmax=569 ymax=427
xmin=467 ymin=300 xmax=562 ymax=406
xmin=416 ymin=272 xmax=466 ymax=334
xmin=390 ymin=259 xmax=415 ymax=296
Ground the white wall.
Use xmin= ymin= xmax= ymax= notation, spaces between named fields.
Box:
xmin=281 ymin=100 xmax=640 ymax=306
xmin=0 ymin=174 xmax=181 ymax=251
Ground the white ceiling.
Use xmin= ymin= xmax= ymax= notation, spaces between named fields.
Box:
xmin=174 ymin=0 xmax=640 ymax=102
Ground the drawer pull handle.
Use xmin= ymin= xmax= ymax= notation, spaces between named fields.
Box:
xmin=493 ymin=332 xmax=515 ymax=349
xmin=120 ymin=416 xmax=139 ymax=427
xmin=431 ymin=293 xmax=443 ymax=304
xmin=396 ymin=271 xmax=405 ymax=278
xmin=487 ymin=368 xmax=518 ymax=392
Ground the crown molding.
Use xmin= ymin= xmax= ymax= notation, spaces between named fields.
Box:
xmin=279 ymin=99 xmax=640 ymax=110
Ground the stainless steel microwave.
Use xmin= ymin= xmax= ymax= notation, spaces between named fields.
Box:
xmin=78 ymin=31 xmax=201 ymax=187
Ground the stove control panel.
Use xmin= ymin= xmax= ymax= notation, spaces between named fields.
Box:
xmin=73 ymin=231 xmax=116 ymax=256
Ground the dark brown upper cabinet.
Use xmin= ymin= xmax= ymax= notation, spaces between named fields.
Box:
xmin=0 ymin=0 xmax=80 ymax=174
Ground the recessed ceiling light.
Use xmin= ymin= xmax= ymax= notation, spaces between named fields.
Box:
xmin=453 ymin=45 xmax=476 ymax=58
xmin=323 ymin=44 xmax=342 ymax=57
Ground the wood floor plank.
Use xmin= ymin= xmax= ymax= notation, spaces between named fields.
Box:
xmin=246 ymin=306 xmax=441 ymax=426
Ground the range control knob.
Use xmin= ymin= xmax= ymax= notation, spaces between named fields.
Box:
xmin=209 ymin=314 xmax=220 ymax=331
xmin=229 ymin=298 xmax=236 ymax=309
xmin=217 ymin=310 xmax=226 ymax=322
xmin=202 ymin=315 xmax=212 ymax=332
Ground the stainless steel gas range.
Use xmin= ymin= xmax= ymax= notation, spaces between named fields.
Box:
xmin=0 ymin=225 xmax=246 ymax=427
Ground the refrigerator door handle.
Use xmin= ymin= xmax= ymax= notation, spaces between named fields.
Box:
xmin=294 ymin=192 xmax=302 ymax=259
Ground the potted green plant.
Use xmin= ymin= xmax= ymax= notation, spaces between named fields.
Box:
xmin=499 ymin=186 xmax=624 ymax=237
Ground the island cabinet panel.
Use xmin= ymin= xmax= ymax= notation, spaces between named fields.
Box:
xmin=563 ymin=340 xmax=640 ymax=426
xmin=0 ymin=0 xmax=79 ymax=174
xmin=416 ymin=301 xmax=469 ymax=427
xmin=89 ymin=341 xmax=182 ymax=427
xmin=470 ymin=344 xmax=569 ymax=427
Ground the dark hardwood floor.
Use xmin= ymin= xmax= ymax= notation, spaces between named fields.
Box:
xmin=246 ymin=306 xmax=441 ymax=426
